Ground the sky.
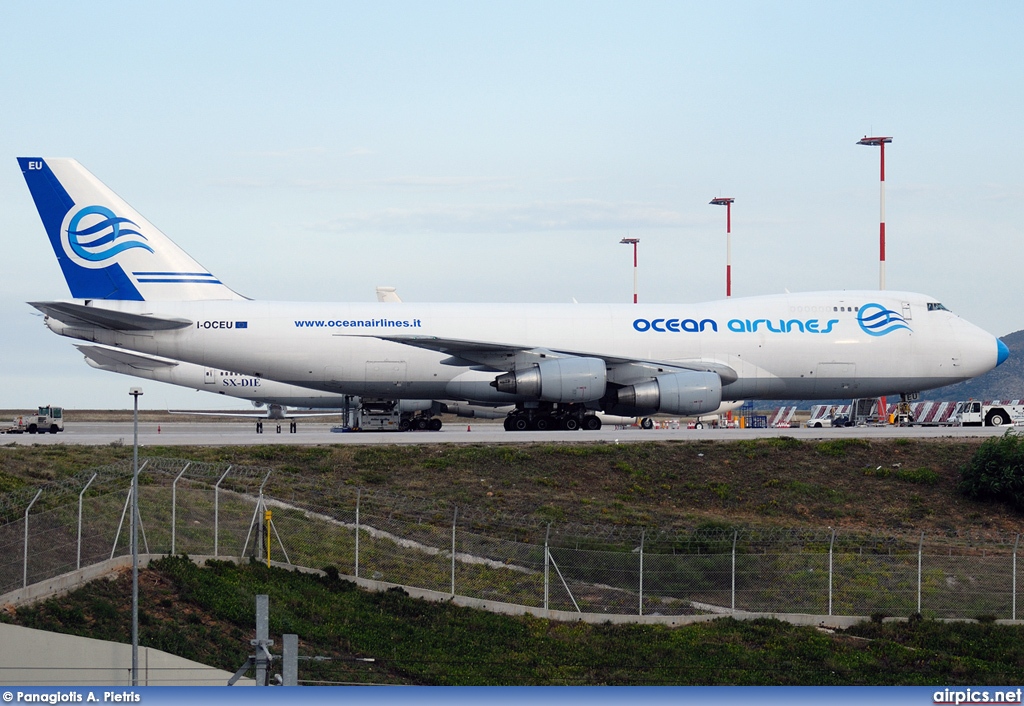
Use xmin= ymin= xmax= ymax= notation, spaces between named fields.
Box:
xmin=1 ymin=0 xmax=1022 ymax=410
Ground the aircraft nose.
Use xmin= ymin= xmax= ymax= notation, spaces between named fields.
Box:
xmin=997 ymin=338 xmax=1010 ymax=367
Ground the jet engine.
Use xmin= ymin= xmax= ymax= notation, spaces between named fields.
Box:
xmin=491 ymin=357 xmax=607 ymax=402
xmin=613 ymin=371 xmax=722 ymax=416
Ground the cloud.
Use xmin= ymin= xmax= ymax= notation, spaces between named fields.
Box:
xmin=236 ymin=146 xmax=327 ymax=158
xmin=311 ymin=199 xmax=699 ymax=234
xmin=212 ymin=175 xmax=516 ymax=192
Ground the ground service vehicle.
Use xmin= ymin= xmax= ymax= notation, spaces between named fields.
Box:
xmin=4 ymin=406 xmax=64 ymax=434
xmin=955 ymin=400 xmax=1024 ymax=427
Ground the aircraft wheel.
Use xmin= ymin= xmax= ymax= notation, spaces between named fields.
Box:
xmin=534 ymin=417 xmax=550 ymax=431
xmin=415 ymin=417 xmax=429 ymax=431
xmin=563 ymin=417 xmax=580 ymax=431
xmin=513 ymin=417 xmax=529 ymax=432
xmin=503 ymin=417 xmax=513 ymax=431
xmin=429 ymin=418 xmax=443 ymax=431
xmin=583 ymin=415 xmax=602 ymax=431
xmin=694 ymin=421 xmax=704 ymax=429
xmin=399 ymin=419 xmax=411 ymax=432
xmin=640 ymin=418 xmax=653 ymax=430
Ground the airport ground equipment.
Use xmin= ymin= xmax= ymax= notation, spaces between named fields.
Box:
xmin=954 ymin=400 xmax=1024 ymax=427
xmin=359 ymin=398 xmax=441 ymax=431
xmin=2 ymin=405 xmax=64 ymax=434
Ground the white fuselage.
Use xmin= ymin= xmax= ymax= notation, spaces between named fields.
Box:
xmin=46 ymin=290 xmax=1000 ymax=404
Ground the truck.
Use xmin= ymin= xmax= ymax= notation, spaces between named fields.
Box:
xmin=953 ymin=400 xmax=1024 ymax=427
xmin=4 ymin=406 xmax=65 ymax=434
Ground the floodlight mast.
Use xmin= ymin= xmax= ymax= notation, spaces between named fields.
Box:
xmin=619 ymin=237 xmax=640 ymax=304
xmin=709 ymin=197 xmax=735 ymax=297
xmin=857 ymin=136 xmax=892 ymax=290
xmin=129 ymin=386 xmax=143 ymax=687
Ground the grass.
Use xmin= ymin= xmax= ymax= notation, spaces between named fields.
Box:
xmin=3 ymin=438 xmax=1021 ymax=537
xmin=4 ymin=556 xmax=1024 ymax=685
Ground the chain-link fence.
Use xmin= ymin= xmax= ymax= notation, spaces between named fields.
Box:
xmin=2 ymin=457 xmax=1021 ymax=621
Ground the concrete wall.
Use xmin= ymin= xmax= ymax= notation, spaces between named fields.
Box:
xmin=0 ymin=622 xmax=252 ymax=686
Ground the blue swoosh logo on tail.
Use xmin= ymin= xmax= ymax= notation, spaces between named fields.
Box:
xmin=66 ymin=205 xmax=154 ymax=262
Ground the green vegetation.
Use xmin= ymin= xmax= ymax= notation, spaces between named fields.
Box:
xmin=4 ymin=557 xmax=1024 ymax=685
xmin=960 ymin=433 xmax=1024 ymax=510
xmin=6 ymin=437 xmax=1024 ymax=685
xmin=4 ymin=438 xmax=1022 ymax=536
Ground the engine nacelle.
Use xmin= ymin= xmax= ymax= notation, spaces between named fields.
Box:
xmin=614 ymin=371 xmax=722 ymax=415
xmin=492 ymin=357 xmax=607 ymax=403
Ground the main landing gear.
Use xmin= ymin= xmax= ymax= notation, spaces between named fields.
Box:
xmin=256 ymin=420 xmax=298 ymax=434
xmin=398 ymin=415 xmax=444 ymax=432
xmin=502 ymin=403 xmax=602 ymax=431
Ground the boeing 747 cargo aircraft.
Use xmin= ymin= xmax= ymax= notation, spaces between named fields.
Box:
xmin=18 ymin=158 xmax=1008 ymax=431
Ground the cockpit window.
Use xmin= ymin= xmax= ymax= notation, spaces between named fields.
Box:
xmin=927 ymin=302 xmax=950 ymax=312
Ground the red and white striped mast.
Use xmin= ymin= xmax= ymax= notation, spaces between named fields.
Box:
xmin=620 ymin=237 xmax=640 ymax=303
xmin=858 ymin=135 xmax=894 ymax=423
xmin=857 ymin=136 xmax=892 ymax=289
xmin=710 ymin=197 xmax=735 ymax=297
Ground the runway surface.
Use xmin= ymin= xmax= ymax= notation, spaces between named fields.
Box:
xmin=0 ymin=421 xmax=1010 ymax=445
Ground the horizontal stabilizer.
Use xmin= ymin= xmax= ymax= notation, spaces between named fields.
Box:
xmin=30 ymin=301 xmax=192 ymax=331
xmin=76 ymin=344 xmax=178 ymax=371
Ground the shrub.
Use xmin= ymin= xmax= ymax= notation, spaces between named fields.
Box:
xmin=959 ymin=434 xmax=1024 ymax=510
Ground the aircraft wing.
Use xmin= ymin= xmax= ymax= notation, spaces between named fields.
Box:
xmin=371 ymin=334 xmax=739 ymax=384
xmin=30 ymin=301 xmax=192 ymax=331
xmin=168 ymin=407 xmax=346 ymax=420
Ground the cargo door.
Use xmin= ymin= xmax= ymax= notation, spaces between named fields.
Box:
xmin=364 ymin=360 xmax=408 ymax=393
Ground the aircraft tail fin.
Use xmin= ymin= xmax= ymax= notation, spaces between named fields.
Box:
xmin=18 ymin=158 xmax=244 ymax=301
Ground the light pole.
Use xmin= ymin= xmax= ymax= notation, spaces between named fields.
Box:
xmin=709 ymin=197 xmax=735 ymax=297
xmin=857 ymin=136 xmax=892 ymax=290
xmin=857 ymin=136 xmax=893 ymax=423
xmin=129 ymin=386 xmax=143 ymax=686
xmin=619 ymin=237 xmax=640 ymax=304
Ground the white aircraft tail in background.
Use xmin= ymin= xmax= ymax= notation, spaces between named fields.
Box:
xmin=376 ymin=286 xmax=402 ymax=303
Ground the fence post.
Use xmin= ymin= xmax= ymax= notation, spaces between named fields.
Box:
xmin=23 ymin=489 xmax=43 ymax=588
xmin=639 ymin=530 xmax=645 ymax=616
xmin=828 ymin=527 xmax=836 ymax=616
xmin=171 ymin=463 xmax=190 ymax=556
xmin=731 ymin=530 xmax=737 ymax=613
xmin=214 ymin=466 xmax=232 ymax=558
xmin=1014 ymin=534 xmax=1020 ymax=621
xmin=355 ymin=489 xmax=361 ymax=579
xmin=282 ymin=633 xmax=298 ymax=687
xmin=451 ymin=507 xmax=458 ymax=597
xmin=77 ymin=474 xmax=97 ymax=570
xmin=544 ymin=524 xmax=551 ymax=615
xmin=917 ymin=532 xmax=925 ymax=614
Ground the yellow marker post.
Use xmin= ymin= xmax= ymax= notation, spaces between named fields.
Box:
xmin=264 ymin=510 xmax=272 ymax=567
